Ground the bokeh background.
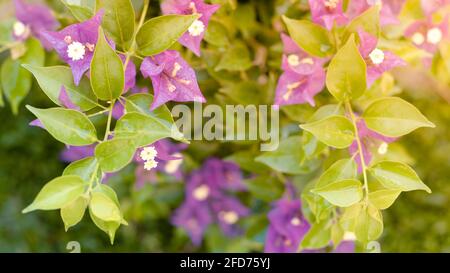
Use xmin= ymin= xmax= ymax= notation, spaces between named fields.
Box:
xmin=1 ymin=0 xmax=450 ymax=252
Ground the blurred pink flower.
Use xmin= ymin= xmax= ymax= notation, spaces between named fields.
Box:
xmin=405 ymin=16 xmax=448 ymax=54
xmin=13 ymin=0 xmax=59 ymax=49
xmin=161 ymin=0 xmax=220 ymax=56
xmin=308 ymin=0 xmax=348 ymax=30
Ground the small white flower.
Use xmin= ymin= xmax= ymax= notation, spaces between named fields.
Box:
xmin=427 ymin=27 xmax=443 ymax=45
xmin=412 ymin=32 xmax=425 ymax=45
xmin=164 ymin=153 xmax=183 ymax=174
xmin=324 ymin=0 xmax=339 ymax=9
xmin=290 ymin=217 xmax=302 ymax=226
xmin=369 ymin=48 xmax=385 ymax=65
xmin=64 ymin=35 xmax=73 ymax=44
xmin=144 ymin=159 xmax=158 ymax=171
xmin=300 ymin=57 xmax=315 ymax=65
xmin=140 ymin=146 xmax=157 ymax=161
xmin=168 ymin=82 xmax=177 ymax=92
xmin=193 ymin=184 xmax=210 ymax=201
xmin=377 ymin=142 xmax=389 ymax=155
xmin=13 ymin=21 xmax=28 ymax=37
xmin=220 ymin=211 xmax=239 ymax=225
xmin=67 ymin=41 xmax=86 ymax=61
xmin=171 ymin=62 xmax=182 ymax=77
xmin=343 ymin=231 xmax=357 ymax=241
xmin=287 ymin=54 xmax=300 ymax=66
xmin=85 ymin=42 xmax=95 ymax=52
xmin=188 ymin=20 xmax=205 ymax=37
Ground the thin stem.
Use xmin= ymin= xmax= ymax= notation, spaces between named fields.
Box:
xmin=87 ymin=109 xmax=109 ymax=117
xmin=87 ymin=163 xmax=100 ymax=193
xmin=122 ymin=0 xmax=150 ymax=69
xmin=345 ymin=100 xmax=369 ymax=199
xmin=0 ymin=41 xmax=21 ymax=54
xmin=103 ymin=100 xmax=115 ymax=142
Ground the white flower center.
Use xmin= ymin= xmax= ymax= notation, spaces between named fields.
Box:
xmin=369 ymin=48 xmax=385 ymax=65
xmin=220 ymin=211 xmax=239 ymax=225
xmin=67 ymin=41 xmax=86 ymax=61
xmin=287 ymin=54 xmax=300 ymax=66
xmin=290 ymin=217 xmax=301 ymax=226
xmin=193 ymin=184 xmax=210 ymax=201
xmin=427 ymin=27 xmax=443 ymax=45
xmin=301 ymin=57 xmax=315 ymax=65
xmin=343 ymin=231 xmax=357 ymax=241
xmin=377 ymin=142 xmax=388 ymax=155
xmin=188 ymin=20 xmax=205 ymax=37
xmin=13 ymin=21 xmax=27 ymax=37
xmin=144 ymin=159 xmax=158 ymax=170
xmin=171 ymin=62 xmax=182 ymax=77
xmin=168 ymin=82 xmax=177 ymax=92
xmin=189 ymin=1 xmax=198 ymax=13
xmin=324 ymin=0 xmax=339 ymax=9
xmin=412 ymin=32 xmax=425 ymax=45
xmin=164 ymin=153 xmax=183 ymax=174
xmin=140 ymin=146 xmax=157 ymax=161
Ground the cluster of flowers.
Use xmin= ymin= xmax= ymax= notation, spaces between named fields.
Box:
xmin=172 ymin=158 xmax=249 ymax=245
xmin=13 ymin=0 xmax=219 ymax=111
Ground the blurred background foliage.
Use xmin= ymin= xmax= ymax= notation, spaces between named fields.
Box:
xmin=0 ymin=0 xmax=449 ymax=252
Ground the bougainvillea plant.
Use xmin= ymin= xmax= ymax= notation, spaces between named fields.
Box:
xmin=0 ymin=0 xmax=445 ymax=252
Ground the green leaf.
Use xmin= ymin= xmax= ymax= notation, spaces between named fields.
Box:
xmin=124 ymin=93 xmax=174 ymax=123
xmin=301 ymin=183 xmax=333 ymax=223
xmin=312 ymin=179 xmax=363 ymax=207
xmin=362 ymin=97 xmax=435 ymax=137
xmin=300 ymin=115 xmax=355 ymax=149
xmin=115 ymin=112 xmax=182 ymax=147
xmin=344 ymin=5 xmax=380 ymax=39
xmin=243 ymin=176 xmax=284 ymax=202
xmin=95 ymin=138 xmax=136 ymax=173
xmin=340 ymin=203 xmax=383 ymax=243
xmin=331 ymin=222 xmax=345 ymax=247
xmin=23 ymin=175 xmax=86 ymax=213
xmin=215 ymin=42 xmax=253 ymax=71
xmin=369 ymin=188 xmax=401 ymax=210
xmin=61 ymin=0 xmax=95 ymax=21
xmin=61 ymin=195 xmax=89 ymax=231
xmin=90 ymin=27 xmax=124 ymax=100
xmin=307 ymin=104 xmax=344 ymax=122
xmin=136 ymin=14 xmax=199 ymax=56
xmin=225 ymin=150 xmax=270 ymax=174
xmin=355 ymin=204 xmax=383 ymax=243
xmin=204 ymin=20 xmax=230 ymax=47
xmin=26 ymin=106 xmax=98 ymax=146
xmin=282 ymin=16 xmax=333 ymax=57
xmin=89 ymin=185 xmax=126 ymax=244
xmin=22 ymin=65 xmax=98 ymax=111
xmin=369 ymin=161 xmax=432 ymax=193
xmin=255 ymin=136 xmax=320 ymax=174
xmin=63 ymin=156 xmax=100 ymax=182
xmin=21 ymin=38 xmax=45 ymax=67
xmin=302 ymin=131 xmax=327 ymax=159
xmin=326 ymin=35 xmax=367 ymax=101
xmin=1 ymin=57 xmax=31 ymax=114
xmin=96 ymin=0 xmax=135 ymax=49
xmin=300 ymin=220 xmax=332 ymax=250
xmin=89 ymin=206 xmax=121 ymax=244
xmin=89 ymin=191 xmax=122 ymax=222
xmin=316 ymin=158 xmax=357 ymax=188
